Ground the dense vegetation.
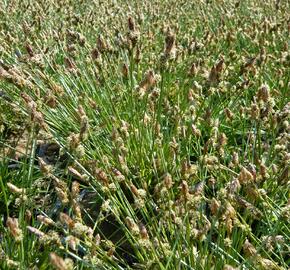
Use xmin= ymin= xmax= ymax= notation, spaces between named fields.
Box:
xmin=0 ymin=0 xmax=289 ymax=269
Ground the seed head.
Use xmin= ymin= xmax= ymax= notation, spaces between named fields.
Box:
xmin=71 ymin=181 xmax=80 ymax=199
xmin=72 ymin=199 xmax=82 ymax=220
xmin=164 ymin=30 xmax=176 ymax=57
xmin=224 ymin=107 xmax=234 ymax=121
xmin=68 ymin=166 xmax=89 ymax=184
xmin=27 ymin=226 xmax=45 ymax=238
xmin=25 ymin=210 xmax=32 ymax=223
xmin=243 ymin=239 xmax=257 ymax=257
xmin=97 ymin=36 xmax=107 ymax=53
xmin=72 ymin=222 xmax=93 ymax=239
xmin=224 ymin=201 xmax=236 ymax=219
xmin=59 ymin=213 xmax=75 ymax=229
xmin=125 ymin=217 xmax=140 ymax=236
xmin=181 ymin=180 xmax=190 ymax=199
xmin=66 ymin=235 xmax=79 ymax=251
xmin=128 ymin=16 xmax=135 ymax=31
xmin=91 ymin=48 xmax=99 ymax=60
xmin=7 ymin=183 xmax=25 ymax=195
xmin=127 ymin=17 xmax=139 ymax=48
xmin=250 ymin=102 xmax=260 ymax=120
xmin=189 ymin=63 xmax=197 ymax=76
xmin=257 ymin=84 xmax=270 ymax=102
xmin=207 ymin=57 xmax=224 ymax=85
xmin=50 ymin=252 xmax=73 ymax=270
xmin=6 ymin=258 xmax=20 ymax=269
xmin=139 ymin=223 xmax=149 ymax=239
xmin=210 ymin=198 xmax=221 ymax=215
xmin=238 ymin=167 xmax=254 ymax=185
xmin=121 ymin=63 xmax=129 ymax=79
xmin=80 ymin=115 xmax=89 ymax=140
xmin=38 ymin=157 xmax=52 ymax=175
xmin=218 ymin=132 xmax=228 ymax=147
xmin=256 ymin=257 xmax=281 ymax=270
xmin=226 ymin=178 xmax=241 ymax=194
xmin=6 ymin=217 xmax=23 ymax=242
xmin=67 ymin=133 xmax=80 ymax=150
xmin=37 ymin=215 xmax=55 ymax=226
xmin=139 ymin=69 xmax=158 ymax=92
xmin=163 ymin=173 xmax=173 ymax=189
xmin=107 ymin=247 xmax=115 ymax=257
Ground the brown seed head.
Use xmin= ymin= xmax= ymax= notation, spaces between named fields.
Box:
xmin=38 ymin=157 xmax=52 ymax=175
xmin=37 ymin=215 xmax=55 ymax=226
xmin=165 ymin=31 xmax=176 ymax=55
xmin=125 ymin=217 xmax=140 ymax=235
xmin=71 ymin=181 xmax=80 ymax=199
xmin=163 ymin=173 xmax=173 ymax=189
xmin=27 ymin=226 xmax=45 ymax=237
xmin=6 ymin=217 xmax=23 ymax=242
xmin=50 ymin=252 xmax=73 ymax=270
xmin=139 ymin=223 xmax=149 ymax=239
xmin=59 ymin=213 xmax=75 ymax=229
xmin=128 ymin=16 xmax=135 ymax=31
xmin=7 ymin=183 xmax=25 ymax=194
xmin=243 ymin=239 xmax=257 ymax=257
xmin=238 ymin=167 xmax=254 ymax=184
xmin=257 ymin=84 xmax=270 ymax=103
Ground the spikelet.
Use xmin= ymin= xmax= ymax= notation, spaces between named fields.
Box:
xmin=257 ymin=83 xmax=270 ymax=103
xmin=207 ymin=57 xmax=224 ymax=85
xmin=125 ymin=217 xmax=140 ymax=236
xmin=68 ymin=166 xmax=89 ymax=184
xmin=37 ymin=215 xmax=55 ymax=226
xmin=7 ymin=182 xmax=25 ymax=195
xmin=72 ymin=222 xmax=93 ymax=239
xmin=238 ymin=167 xmax=254 ymax=185
xmin=49 ymin=252 xmax=73 ymax=270
xmin=38 ymin=157 xmax=52 ymax=175
xmin=71 ymin=181 xmax=82 ymax=220
xmin=137 ymin=69 xmax=158 ymax=97
xmin=139 ymin=223 xmax=149 ymax=240
xmin=163 ymin=173 xmax=173 ymax=189
xmin=65 ymin=235 xmax=80 ymax=251
xmin=78 ymin=105 xmax=89 ymax=141
xmin=27 ymin=226 xmax=45 ymax=238
xmin=50 ymin=174 xmax=69 ymax=205
xmin=6 ymin=217 xmax=23 ymax=242
xmin=59 ymin=213 xmax=75 ymax=229
xmin=127 ymin=16 xmax=140 ymax=48
xmin=164 ymin=29 xmax=176 ymax=58
xmin=210 ymin=198 xmax=221 ymax=215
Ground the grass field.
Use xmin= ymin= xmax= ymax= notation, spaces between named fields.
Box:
xmin=0 ymin=0 xmax=289 ymax=269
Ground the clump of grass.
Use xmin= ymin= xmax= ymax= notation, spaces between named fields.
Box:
xmin=0 ymin=0 xmax=289 ymax=269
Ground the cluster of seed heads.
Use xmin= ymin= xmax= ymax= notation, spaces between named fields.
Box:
xmin=0 ymin=0 xmax=289 ymax=269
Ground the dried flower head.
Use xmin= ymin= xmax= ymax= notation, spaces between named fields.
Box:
xmin=238 ymin=167 xmax=254 ymax=185
xmin=37 ymin=215 xmax=55 ymax=226
xmin=59 ymin=213 xmax=75 ymax=229
xmin=7 ymin=182 xmax=25 ymax=195
xmin=50 ymin=252 xmax=73 ymax=270
xmin=125 ymin=217 xmax=140 ymax=236
xmin=208 ymin=57 xmax=224 ymax=85
xmin=243 ymin=238 xmax=257 ymax=257
xmin=257 ymin=83 xmax=270 ymax=103
xmin=6 ymin=217 xmax=23 ymax=242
